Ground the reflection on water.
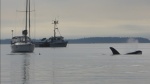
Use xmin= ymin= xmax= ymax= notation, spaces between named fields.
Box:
xmin=22 ymin=54 xmax=30 ymax=84
xmin=10 ymin=53 xmax=33 ymax=84
xmin=2 ymin=44 xmax=150 ymax=84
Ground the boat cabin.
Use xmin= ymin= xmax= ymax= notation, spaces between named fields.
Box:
xmin=49 ymin=36 xmax=65 ymax=42
xmin=11 ymin=36 xmax=32 ymax=44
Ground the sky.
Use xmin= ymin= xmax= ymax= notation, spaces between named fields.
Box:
xmin=1 ymin=0 xmax=150 ymax=39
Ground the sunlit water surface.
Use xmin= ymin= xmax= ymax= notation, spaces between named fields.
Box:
xmin=1 ymin=43 xmax=150 ymax=84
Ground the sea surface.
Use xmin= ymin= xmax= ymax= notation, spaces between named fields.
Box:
xmin=1 ymin=43 xmax=150 ymax=84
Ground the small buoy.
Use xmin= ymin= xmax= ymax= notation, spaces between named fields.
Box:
xmin=39 ymin=53 xmax=40 ymax=55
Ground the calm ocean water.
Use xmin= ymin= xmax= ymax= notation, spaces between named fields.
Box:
xmin=1 ymin=43 xmax=150 ymax=84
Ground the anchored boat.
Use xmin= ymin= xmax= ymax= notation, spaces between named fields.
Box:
xmin=11 ymin=0 xmax=34 ymax=52
xmin=35 ymin=20 xmax=68 ymax=47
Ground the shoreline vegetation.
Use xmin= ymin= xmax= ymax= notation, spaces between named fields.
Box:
xmin=1 ymin=37 xmax=150 ymax=44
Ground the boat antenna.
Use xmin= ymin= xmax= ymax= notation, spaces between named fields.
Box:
xmin=11 ymin=30 xmax=14 ymax=38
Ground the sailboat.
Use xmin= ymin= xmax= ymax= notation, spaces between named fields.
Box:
xmin=11 ymin=0 xmax=34 ymax=52
xmin=35 ymin=20 xmax=68 ymax=47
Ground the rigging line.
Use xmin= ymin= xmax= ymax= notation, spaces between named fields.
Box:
xmin=57 ymin=29 xmax=62 ymax=36
xmin=16 ymin=10 xmax=35 ymax=12
xmin=14 ymin=0 xmax=21 ymax=36
xmin=15 ymin=0 xmax=27 ymax=35
xmin=33 ymin=0 xmax=36 ymax=41
xmin=15 ymin=0 xmax=23 ymax=36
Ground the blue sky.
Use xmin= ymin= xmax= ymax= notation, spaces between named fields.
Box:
xmin=1 ymin=0 xmax=150 ymax=39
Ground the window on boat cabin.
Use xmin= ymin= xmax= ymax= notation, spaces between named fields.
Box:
xmin=11 ymin=38 xmax=17 ymax=43
xmin=20 ymin=37 xmax=31 ymax=42
xmin=12 ymin=37 xmax=31 ymax=42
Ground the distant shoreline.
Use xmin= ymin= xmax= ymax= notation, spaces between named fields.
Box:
xmin=1 ymin=37 xmax=150 ymax=44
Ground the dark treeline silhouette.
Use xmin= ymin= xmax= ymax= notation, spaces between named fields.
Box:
xmin=1 ymin=37 xmax=150 ymax=44
xmin=67 ymin=37 xmax=150 ymax=43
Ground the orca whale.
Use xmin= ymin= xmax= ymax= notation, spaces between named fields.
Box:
xmin=110 ymin=47 xmax=142 ymax=55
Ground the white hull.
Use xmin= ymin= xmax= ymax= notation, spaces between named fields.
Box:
xmin=11 ymin=43 xmax=34 ymax=52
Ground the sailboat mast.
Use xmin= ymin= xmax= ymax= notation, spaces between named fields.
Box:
xmin=25 ymin=0 xmax=28 ymax=31
xmin=25 ymin=0 xmax=28 ymax=43
xmin=29 ymin=0 xmax=30 ymax=37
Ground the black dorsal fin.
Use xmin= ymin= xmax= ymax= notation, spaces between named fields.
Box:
xmin=110 ymin=47 xmax=120 ymax=55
